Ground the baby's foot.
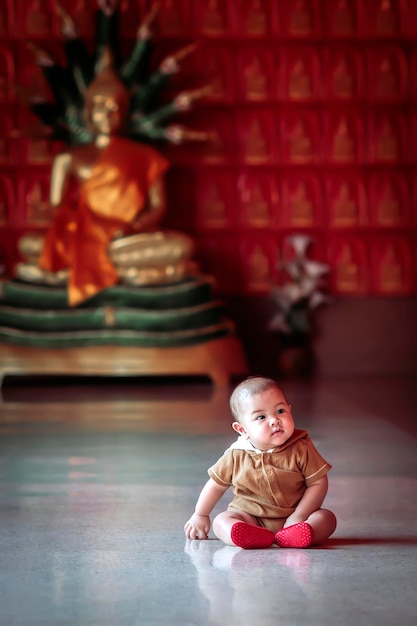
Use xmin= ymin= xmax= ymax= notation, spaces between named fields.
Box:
xmin=275 ymin=522 xmax=314 ymax=548
xmin=231 ymin=522 xmax=275 ymax=549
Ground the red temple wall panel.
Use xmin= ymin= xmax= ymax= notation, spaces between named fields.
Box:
xmin=0 ymin=0 xmax=416 ymax=295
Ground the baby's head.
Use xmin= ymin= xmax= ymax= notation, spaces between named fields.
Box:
xmin=230 ymin=377 xmax=294 ymax=450
xmin=230 ymin=376 xmax=288 ymax=421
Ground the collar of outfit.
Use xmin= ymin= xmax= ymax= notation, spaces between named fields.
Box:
xmin=226 ymin=429 xmax=308 ymax=455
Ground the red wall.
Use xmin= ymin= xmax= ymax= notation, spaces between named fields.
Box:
xmin=1 ymin=0 xmax=416 ymax=297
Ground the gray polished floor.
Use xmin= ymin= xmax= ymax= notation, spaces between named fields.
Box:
xmin=0 ymin=376 xmax=416 ymax=626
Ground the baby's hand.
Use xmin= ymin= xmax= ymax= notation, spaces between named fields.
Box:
xmin=184 ymin=513 xmax=210 ymax=540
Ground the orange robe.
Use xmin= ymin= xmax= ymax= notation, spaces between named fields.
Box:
xmin=39 ymin=138 xmax=169 ymax=306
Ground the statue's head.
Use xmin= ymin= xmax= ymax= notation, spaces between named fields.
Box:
xmin=84 ymin=46 xmax=130 ymax=136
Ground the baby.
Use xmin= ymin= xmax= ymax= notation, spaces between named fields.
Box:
xmin=184 ymin=376 xmax=337 ymax=549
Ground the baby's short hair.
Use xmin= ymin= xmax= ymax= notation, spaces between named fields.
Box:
xmin=230 ymin=376 xmax=285 ymax=422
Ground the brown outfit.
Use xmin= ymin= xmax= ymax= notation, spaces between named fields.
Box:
xmin=208 ymin=429 xmax=332 ymax=532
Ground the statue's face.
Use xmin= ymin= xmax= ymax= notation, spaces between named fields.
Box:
xmin=88 ymin=94 xmax=126 ymax=136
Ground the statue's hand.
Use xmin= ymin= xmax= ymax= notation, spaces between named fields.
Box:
xmin=137 ymin=2 xmax=160 ymax=39
xmin=160 ymin=42 xmax=199 ymax=75
xmin=166 ymin=125 xmax=212 ymax=144
xmin=98 ymin=0 xmax=118 ymax=17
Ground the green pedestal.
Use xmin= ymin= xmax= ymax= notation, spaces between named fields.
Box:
xmin=0 ymin=277 xmax=248 ymax=385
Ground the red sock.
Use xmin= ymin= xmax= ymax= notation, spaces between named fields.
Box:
xmin=275 ymin=522 xmax=314 ymax=548
xmin=231 ymin=522 xmax=275 ymax=549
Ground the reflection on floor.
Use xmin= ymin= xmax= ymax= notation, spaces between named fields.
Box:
xmin=0 ymin=375 xmax=416 ymax=626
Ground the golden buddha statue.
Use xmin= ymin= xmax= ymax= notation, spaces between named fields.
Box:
xmin=246 ymin=182 xmax=270 ymax=226
xmin=332 ymin=58 xmax=355 ymax=99
xmin=202 ymin=0 xmax=226 ymax=34
xmin=332 ymin=0 xmax=355 ymax=36
xmin=244 ymin=120 xmax=269 ymax=163
xmin=245 ymin=0 xmax=268 ymax=35
xmin=289 ymin=182 xmax=314 ymax=226
xmin=244 ymin=57 xmax=269 ymax=100
xmin=289 ymin=0 xmax=312 ymax=35
xmin=333 ymin=183 xmax=359 ymax=227
xmin=376 ymin=120 xmax=399 ymax=161
xmin=380 ymin=246 xmax=403 ymax=292
xmin=289 ymin=121 xmax=313 ymax=163
xmin=26 ymin=181 xmax=52 ymax=225
xmin=336 ymin=244 xmax=360 ymax=292
xmin=26 ymin=135 xmax=53 ymax=164
xmin=248 ymin=245 xmax=271 ymax=291
xmin=377 ymin=182 xmax=401 ymax=226
xmin=376 ymin=58 xmax=399 ymax=98
xmin=17 ymin=1 xmax=209 ymax=306
xmin=376 ymin=0 xmax=399 ymax=35
xmin=332 ymin=118 xmax=355 ymax=162
xmin=203 ymin=183 xmax=227 ymax=226
xmin=157 ymin=0 xmax=183 ymax=35
xmin=289 ymin=60 xmax=312 ymax=99
xmin=26 ymin=0 xmax=50 ymax=36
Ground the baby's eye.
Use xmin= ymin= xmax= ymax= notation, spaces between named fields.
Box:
xmin=256 ymin=414 xmax=266 ymax=421
xmin=277 ymin=408 xmax=285 ymax=414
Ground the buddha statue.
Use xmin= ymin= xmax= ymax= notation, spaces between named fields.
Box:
xmin=376 ymin=120 xmax=399 ymax=161
xmin=332 ymin=118 xmax=355 ymax=162
xmin=289 ymin=0 xmax=312 ymax=35
xmin=244 ymin=0 xmax=268 ymax=35
xmin=380 ymin=246 xmax=403 ymax=292
xmin=336 ymin=244 xmax=360 ymax=292
xmin=244 ymin=56 xmax=269 ymax=100
xmin=246 ymin=182 xmax=271 ymax=226
xmin=375 ymin=0 xmax=399 ymax=35
xmin=289 ymin=182 xmax=314 ymax=226
xmin=244 ymin=119 xmax=269 ymax=163
xmin=26 ymin=0 xmax=50 ymax=36
xmin=377 ymin=182 xmax=401 ymax=226
xmin=157 ymin=0 xmax=183 ymax=35
xmin=333 ymin=182 xmax=359 ymax=226
xmin=203 ymin=183 xmax=227 ymax=226
xmin=16 ymin=1 xmax=209 ymax=306
xmin=26 ymin=180 xmax=51 ymax=225
xmin=201 ymin=0 xmax=226 ymax=34
xmin=331 ymin=0 xmax=355 ymax=36
xmin=289 ymin=60 xmax=312 ymax=99
xmin=248 ymin=245 xmax=271 ymax=290
xmin=376 ymin=58 xmax=399 ymax=98
xmin=289 ymin=121 xmax=313 ymax=163
xmin=332 ymin=57 xmax=355 ymax=99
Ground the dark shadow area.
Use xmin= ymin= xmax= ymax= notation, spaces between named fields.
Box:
xmin=1 ymin=374 xmax=215 ymax=403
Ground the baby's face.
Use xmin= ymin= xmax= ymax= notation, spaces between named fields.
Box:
xmin=233 ymin=387 xmax=295 ymax=451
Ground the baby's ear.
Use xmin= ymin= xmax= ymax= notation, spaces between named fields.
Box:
xmin=232 ymin=421 xmax=247 ymax=436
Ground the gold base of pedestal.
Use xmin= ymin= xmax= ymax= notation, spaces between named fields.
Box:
xmin=0 ymin=336 xmax=248 ymax=388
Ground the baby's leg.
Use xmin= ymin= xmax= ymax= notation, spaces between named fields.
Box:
xmin=213 ymin=511 xmax=275 ymax=549
xmin=306 ymin=509 xmax=337 ymax=544
xmin=275 ymin=509 xmax=337 ymax=548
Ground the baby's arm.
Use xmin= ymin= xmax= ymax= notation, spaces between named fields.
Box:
xmin=284 ymin=474 xmax=328 ymax=528
xmin=184 ymin=478 xmax=229 ymax=540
